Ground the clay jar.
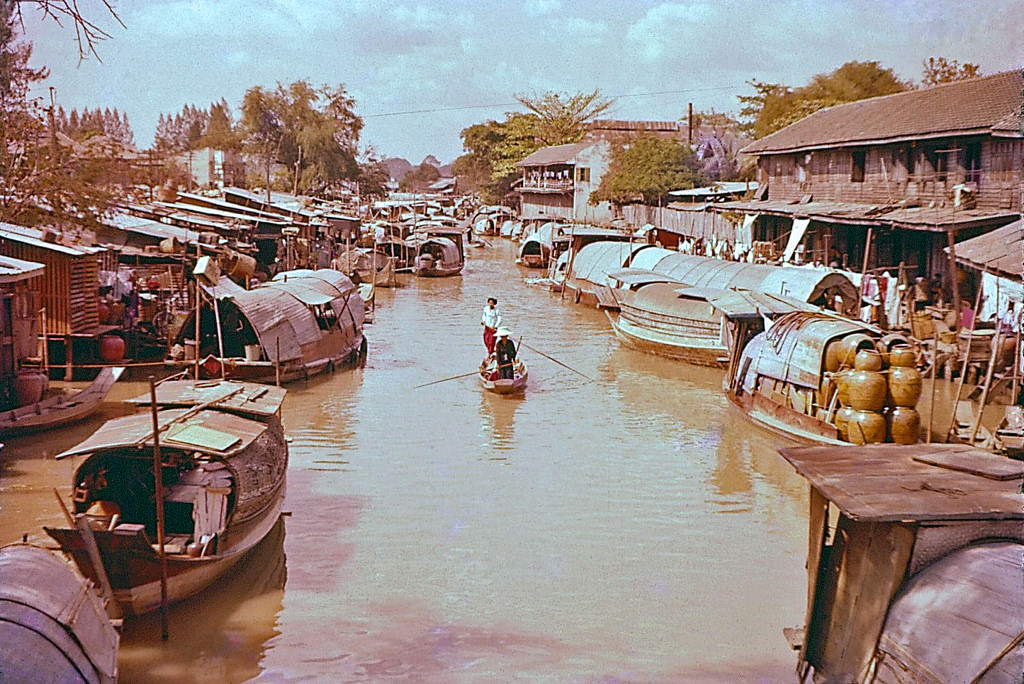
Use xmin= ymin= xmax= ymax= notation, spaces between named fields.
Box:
xmin=847 ymin=410 xmax=887 ymax=444
xmin=854 ymin=349 xmax=883 ymax=371
xmin=888 ymin=366 xmax=922 ymax=407
xmin=836 ymin=333 xmax=873 ymax=369
xmin=888 ymin=345 xmax=915 ymax=368
xmin=835 ymin=405 xmax=857 ymax=441
xmin=834 ymin=370 xmax=854 ymax=406
xmin=845 ymin=369 xmax=887 ymax=411
xmin=13 ymin=371 xmax=48 ymax=405
xmin=99 ymin=334 xmax=126 ymax=362
xmin=888 ymin=406 xmax=921 ymax=444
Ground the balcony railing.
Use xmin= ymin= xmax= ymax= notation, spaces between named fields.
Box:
xmin=521 ymin=178 xmax=574 ymax=192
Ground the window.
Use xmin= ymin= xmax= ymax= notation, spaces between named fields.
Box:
xmin=923 ymin=146 xmax=947 ymax=182
xmin=576 ymin=166 xmax=590 ymax=183
xmin=962 ymin=140 xmax=982 ymax=185
xmin=850 ymin=150 xmax=865 ymax=183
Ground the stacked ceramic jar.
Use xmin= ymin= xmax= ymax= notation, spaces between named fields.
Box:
xmin=885 ymin=345 xmax=922 ymax=444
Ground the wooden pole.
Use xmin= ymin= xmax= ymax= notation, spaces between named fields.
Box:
xmin=946 ymin=228 xmax=961 ymax=329
xmin=945 ymin=281 xmax=986 ymax=441
xmin=926 ymin=330 xmax=938 ymax=443
xmin=148 ymin=376 xmax=170 ymax=640
xmin=968 ymin=325 xmax=1004 ymax=445
xmin=275 ymin=337 xmax=281 ymax=387
xmin=859 ymin=226 xmax=873 ymax=321
xmin=40 ymin=307 xmax=49 ymax=375
xmin=211 ymin=296 xmax=226 ymax=379
xmin=194 ymin=243 xmax=201 ymax=380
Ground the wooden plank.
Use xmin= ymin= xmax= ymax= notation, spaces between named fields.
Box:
xmin=800 ymin=486 xmax=830 ymax=667
xmin=912 ymin=450 xmax=1023 ymax=481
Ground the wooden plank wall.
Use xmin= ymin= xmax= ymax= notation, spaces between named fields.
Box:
xmin=760 ymin=138 xmax=1023 ymax=212
xmin=0 ymin=243 xmax=100 ymax=336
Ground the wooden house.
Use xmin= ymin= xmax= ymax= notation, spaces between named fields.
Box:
xmin=515 ymin=141 xmax=613 ymax=224
xmin=713 ymin=71 xmax=1024 ymax=317
xmin=779 ymin=443 xmax=1023 ymax=682
xmin=0 ymin=255 xmax=44 ymax=409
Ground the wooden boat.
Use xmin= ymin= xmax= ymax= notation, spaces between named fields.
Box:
xmin=413 ymin=228 xmax=464 ymax=277
xmin=779 ymin=443 xmax=1024 ymax=683
xmin=517 ymin=222 xmax=563 ymax=268
xmin=45 ymin=379 xmax=288 ymax=616
xmin=171 ymin=269 xmax=366 ymax=384
xmin=0 ymin=543 xmax=119 ymax=683
xmin=722 ymin=309 xmax=913 ymax=445
xmin=0 ymin=366 xmax=124 ymax=437
xmin=478 ymin=357 xmax=528 ymax=395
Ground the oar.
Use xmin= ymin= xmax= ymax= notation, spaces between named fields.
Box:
xmin=414 ymin=369 xmax=480 ymax=389
xmin=520 ymin=341 xmax=593 ymax=381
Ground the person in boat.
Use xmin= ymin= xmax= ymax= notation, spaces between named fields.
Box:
xmin=495 ymin=327 xmax=516 ymax=380
xmin=481 ymin=297 xmax=502 ymax=353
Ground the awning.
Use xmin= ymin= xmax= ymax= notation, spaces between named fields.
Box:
xmin=783 ymin=217 xmax=810 ymax=263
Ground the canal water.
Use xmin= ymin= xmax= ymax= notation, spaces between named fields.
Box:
xmin=3 ymin=240 xmax=819 ymax=682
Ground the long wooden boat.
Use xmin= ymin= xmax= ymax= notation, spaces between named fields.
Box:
xmin=0 ymin=543 xmax=120 ymax=683
xmin=779 ymin=443 xmax=1024 ymax=683
xmin=517 ymin=222 xmax=563 ymax=268
xmin=722 ymin=309 xmax=914 ymax=446
xmin=45 ymin=379 xmax=288 ymax=616
xmin=413 ymin=230 xmax=464 ymax=277
xmin=478 ymin=357 xmax=528 ymax=395
xmin=171 ymin=268 xmax=366 ymax=384
xmin=0 ymin=366 xmax=124 ymax=437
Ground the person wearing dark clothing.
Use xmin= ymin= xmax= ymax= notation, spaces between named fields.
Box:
xmin=495 ymin=328 xmax=516 ymax=380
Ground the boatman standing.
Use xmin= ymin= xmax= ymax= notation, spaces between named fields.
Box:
xmin=481 ymin=297 xmax=502 ymax=353
xmin=495 ymin=327 xmax=516 ymax=379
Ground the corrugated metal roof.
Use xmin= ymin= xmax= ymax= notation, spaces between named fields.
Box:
xmin=709 ymin=199 xmax=1016 ymax=232
xmin=647 ymin=252 xmax=859 ymax=310
xmin=706 ymin=289 xmax=819 ymax=319
xmin=748 ymin=312 xmax=869 ymax=389
xmin=0 ymin=254 xmax=44 ymax=282
xmin=949 ymin=220 xmax=1022 ymax=278
xmin=607 ymin=268 xmax=685 ymax=286
xmin=517 ymin=142 xmax=592 ymax=167
xmin=744 ymin=70 xmax=1024 ymax=154
xmin=570 ymin=241 xmax=653 ymax=285
xmin=105 ymin=212 xmax=201 ymax=243
xmin=0 ymin=222 xmax=105 ymax=256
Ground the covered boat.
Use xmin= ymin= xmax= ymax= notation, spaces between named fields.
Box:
xmin=172 ymin=268 xmax=365 ymax=384
xmin=563 ymin=240 xmax=653 ymax=305
xmin=0 ymin=366 xmax=123 ymax=436
xmin=517 ymin=221 xmax=565 ymax=268
xmin=0 ymin=543 xmax=119 ymax=683
xmin=779 ymin=443 xmax=1023 ymax=683
xmin=725 ymin=310 xmax=914 ymax=445
xmin=478 ymin=356 xmax=528 ymax=395
xmin=413 ymin=228 xmax=465 ymax=277
xmin=45 ymin=379 xmax=288 ymax=616
xmin=607 ymin=272 xmax=820 ymax=366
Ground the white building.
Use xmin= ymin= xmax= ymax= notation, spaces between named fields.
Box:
xmin=515 ymin=141 xmax=613 ymax=223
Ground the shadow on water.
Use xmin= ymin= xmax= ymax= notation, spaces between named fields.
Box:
xmin=117 ymin=517 xmax=288 ymax=683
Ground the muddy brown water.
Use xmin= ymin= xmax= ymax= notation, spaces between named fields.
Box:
xmin=1 ymin=240 xmax=974 ymax=682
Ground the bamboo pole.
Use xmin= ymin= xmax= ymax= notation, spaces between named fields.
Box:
xmin=194 ymin=245 xmax=201 ymax=380
xmin=945 ymin=281 xmax=986 ymax=441
xmin=148 ymin=376 xmax=170 ymax=640
xmin=926 ymin=329 xmax=938 ymax=443
xmin=212 ymin=296 xmax=226 ymax=379
xmin=968 ymin=325 xmax=1004 ymax=445
xmin=946 ymin=228 xmax=961 ymax=329
xmin=40 ymin=307 xmax=48 ymax=375
xmin=275 ymin=337 xmax=281 ymax=387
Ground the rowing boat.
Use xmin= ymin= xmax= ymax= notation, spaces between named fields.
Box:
xmin=478 ymin=357 xmax=528 ymax=395
xmin=0 ymin=366 xmax=124 ymax=437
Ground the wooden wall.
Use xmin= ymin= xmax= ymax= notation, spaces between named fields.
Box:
xmin=759 ymin=137 xmax=1023 ymax=211
xmin=0 ymin=243 xmax=100 ymax=336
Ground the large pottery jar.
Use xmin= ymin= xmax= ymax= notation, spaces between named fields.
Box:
xmin=835 ymin=405 xmax=857 ymax=442
xmin=847 ymin=410 xmax=887 ymax=444
xmin=99 ymin=334 xmax=126 ymax=362
xmin=888 ymin=345 xmax=915 ymax=368
xmin=13 ymin=371 xmax=48 ymax=406
xmin=824 ymin=340 xmax=842 ymax=372
xmin=854 ymin=349 xmax=883 ymax=371
xmin=837 ymin=333 xmax=873 ymax=369
xmin=888 ymin=366 xmax=922 ymax=407
xmin=846 ymin=369 xmax=887 ymax=411
xmin=888 ymin=406 xmax=921 ymax=444
xmin=834 ymin=370 xmax=854 ymax=406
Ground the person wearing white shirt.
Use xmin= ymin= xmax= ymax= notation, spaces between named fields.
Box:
xmin=481 ymin=297 xmax=502 ymax=353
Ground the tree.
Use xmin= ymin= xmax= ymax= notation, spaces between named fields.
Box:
xmin=738 ymin=61 xmax=910 ymax=138
xmin=240 ymin=80 xmax=363 ymax=196
xmin=398 ymin=161 xmax=440 ymax=192
xmin=14 ymin=0 xmax=123 ymax=61
xmin=515 ymin=89 xmax=614 ymax=146
xmin=0 ymin=0 xmax=124 ymax=227
xmin=591 ymin=135 xmax=703 ymax=205
xmin=202 ymin=98 xmax=239 ymax=151
xmin=921 ymin=57 xmax=981 ymax=86
xmin=356 ymin=148 xmax=390 ymax=200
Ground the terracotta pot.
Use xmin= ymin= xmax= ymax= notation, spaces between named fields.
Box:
xmin=887 ymin=406 xmax=920 ymax=444
xmin=13 ymin=371 xmax=48 ymax=406
xmin=854 ymin=349 xmax=883 ymax=371
xmin=887 ymin=366 xmax=922 ymax=407
xmin=834 ymin=370 xmax=854 ymax=406
xmin=888 ymin=345 xmax=915 ymax=368
xmin=847 ymin=409 xmax=887 ymax=444
xmin=98 ymin=334 xmax=126 ymax=362
xmin=824 ymin=340 xmax=842 ymax=373
xmin=835 ymin=406 xmax=857 ymax=442
xmin=837 ymin=333 xmax=873 ymax=369
xmin=846 ymin=369 xmax=886 ymax=411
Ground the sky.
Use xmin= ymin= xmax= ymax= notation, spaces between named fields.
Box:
xmin=22 ymin=0 xmax=1024 ymax=166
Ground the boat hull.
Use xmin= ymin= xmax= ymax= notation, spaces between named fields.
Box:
xmin=610 ymin=316 xmax=727 ymax=367
xmin=728 ymin=389 xmax=846 ymax=446
xmin=479 ymin=359 xmax=528 ymax=395
xmin=0 ymin=367 xmax=124 ymax=437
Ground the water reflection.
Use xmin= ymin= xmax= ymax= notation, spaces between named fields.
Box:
xmin=118 ymin=517 xmax=287 ymax=683
xmin=478 ymin=391 xmax=522 ymax=453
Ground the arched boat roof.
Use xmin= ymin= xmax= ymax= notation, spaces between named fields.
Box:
xmin=571 ymin=241 xmax=652 ymax=285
